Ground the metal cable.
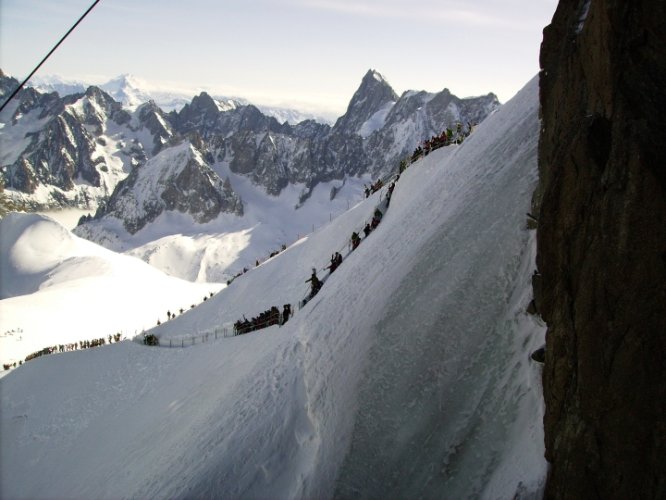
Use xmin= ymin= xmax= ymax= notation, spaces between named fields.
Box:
xmin=0 ymin=0 xmax=103 ymax=113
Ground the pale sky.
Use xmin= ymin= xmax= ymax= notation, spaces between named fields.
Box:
xmin=0 ymin=0 xmax=558 ymax=117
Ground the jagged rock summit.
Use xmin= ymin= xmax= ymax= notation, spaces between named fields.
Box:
xmin=333 ymin=69 xmax=399 ymax=136
xmin=0 ymin=82 xmax=130 ymax=201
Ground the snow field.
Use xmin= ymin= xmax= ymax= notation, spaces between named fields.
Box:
xmin=0 ymin=212 xmax=223 ymax=369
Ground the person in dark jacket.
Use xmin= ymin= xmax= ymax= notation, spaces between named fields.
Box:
xmin=306 ymin=268 xmax=322 ymax=297
xmin=282 ymin=304 xmax=291 ymax=324
xmin=351 ymin=232 xmax=361 ymax=250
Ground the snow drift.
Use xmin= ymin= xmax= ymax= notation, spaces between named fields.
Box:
xmin=0 ymin=76 xmax=545 ymax=499
xmin=0 ymin=212 xmax=221 ymax=367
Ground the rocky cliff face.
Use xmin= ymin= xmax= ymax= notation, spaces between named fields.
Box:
xmin=0 ymin=81 xmax=159 ymax=209
xmin=88 ymin=142 xmax=242 ymax=235
xmin=332 ymin=69 xmax=399 ymax=135
xmin=536 ymin=0 xmax=666 ymax=498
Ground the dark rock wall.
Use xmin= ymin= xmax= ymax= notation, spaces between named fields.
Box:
xmin=537 ymin=0 xmax=666 ymax=498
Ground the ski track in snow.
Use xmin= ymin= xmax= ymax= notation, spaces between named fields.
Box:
xmin=0 ymin=76 xmax=546 ymax=499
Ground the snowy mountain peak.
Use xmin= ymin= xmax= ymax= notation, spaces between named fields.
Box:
xmin=99 ymin=74 xmax=153 ymax=111
xmin=103 ymin=73 xmax=147 ymax=90
xmin=80 ymin=140 xmax=243 ymax=235
xmin=26 ymin=73 xmax=87 ymax=97
xmin=190 ymin=92 xmax=220 ymax=114
xmin=333 ymin=69 xmax=398 ymax=136
xmin=367 ymin=68 xmax=388 ymax=84
xmin=0 ymin=70 xmax=18 ymax=99
xmin=356 ymin=69 xmax=397 ymax=103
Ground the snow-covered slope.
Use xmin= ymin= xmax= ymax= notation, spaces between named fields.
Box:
xmin=0 ymin=213 xmax=221 ymax=367
xmin=0 ymin=76 xmax=545 ymax=499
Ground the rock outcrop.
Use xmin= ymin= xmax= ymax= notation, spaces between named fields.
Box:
xmin=0 ymin=83 xmax=138 ymax=208
xmin=96 ymin=142 xmax=243 ymax=234
xmin=536 ymin=0 xmax=666 ymax=498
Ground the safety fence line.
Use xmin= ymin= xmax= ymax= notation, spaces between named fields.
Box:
xmin=135 ymin=324 xmax=234 ymax=348
xmin=135 ymin=308 xmax=297 ymax=348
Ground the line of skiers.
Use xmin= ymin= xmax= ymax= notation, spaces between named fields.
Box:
xmin=310 ymin=177 xmax=396 ymax=302
xmin=327 ymin=252 xmax=343 ymax=273
xmin=5 ymin=333 xmax=126 ymax=370
xmin=306 ymin=268 xmax=323 ymax=299
xmin=233 ymin=304 xmax=292 ymax=335
xmin=305 ymin=202 xmax=387 ymax=303
xmin=411 ymin=123 xmax=474 ymax=162
xmin=364 ymin=178 xmax=384 ymax=198
xmin=227 ymin=244 xmax=289 ymax=285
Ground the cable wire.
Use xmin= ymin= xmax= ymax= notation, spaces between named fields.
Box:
xmin=0 ymin=0 xmax=103 ymax=114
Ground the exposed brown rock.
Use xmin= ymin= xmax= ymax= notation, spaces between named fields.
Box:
xmin=536 ymin=0 xmax=666 ymax=498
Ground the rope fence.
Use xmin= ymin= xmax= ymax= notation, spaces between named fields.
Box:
xmin=147 ymin=324 xmax=234 ymax=348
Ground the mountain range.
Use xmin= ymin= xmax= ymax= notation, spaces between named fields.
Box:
xmin=26 ymin=72 xmax=331 ymax=123
xmin=1 ymin=69 xmax=498 ymax=214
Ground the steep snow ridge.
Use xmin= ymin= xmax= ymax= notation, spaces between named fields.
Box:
xmin=0 ymin=76 xmax=545 ymax=499
xmin=332 ymin=76 xmax=544 ymax=498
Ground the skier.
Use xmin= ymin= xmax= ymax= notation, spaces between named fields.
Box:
xmin=374 ymin=208 xmax=383 ymax=221
xmin=305 ymin=268 xmax=322 ymax=298
xmin=282 ymin=304 xmax=291 ymax=325
xmin=327 ymin=253 xmax=339 ymax=273
xmin=351 ymin=232 xmax=361 ymax=250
